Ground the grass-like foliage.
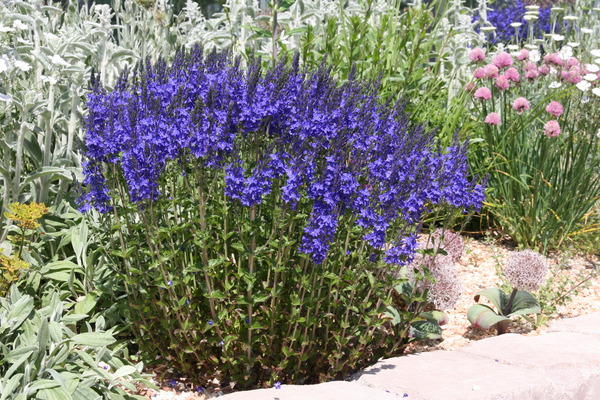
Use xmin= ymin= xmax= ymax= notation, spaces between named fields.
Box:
xmin=79 ymin=48 xmax=485 ymax=387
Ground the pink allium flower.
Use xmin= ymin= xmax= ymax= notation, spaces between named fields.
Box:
xmin=517 ymin=49 xmax=529 ymax=61
xmin=512 ymin=97 xmax=530 ymax=114
xmin=525 ymin=69 xmax=539 ymax=80
xmin=505 ymin=67 xmax=520 ymax=82
xmin=544 ymin=53 xmax=563 ymax=66
xmin=569 ymin=74 xmax=583 ymax=84
xmin=469 ymin=47 xmax=486 ymax=62
xmin=464 ymin=82 xmax=475 ymax=91
xmin=538 ymin=65 xmax=550 ymax=75
xmin=495 ymin=75 xmax=510 ymax=91
xmin=560 ymin=70 xmax=572 ymax=81
xmin=474 ymin=87 xmax=492 ymax=100
xmin=485 ymin=112 xmax=501 ymax=125
xmin=474 ymin=67 xmax=486 ymax=79
xmin=484 ymin=64 xmax=500 ymax=78
xmin=544 ymin=120 xmax=561 ymax=137
xmin=524 ymin=61 xmax=537 ymax=71
xmin=566 ymin=57 xmax=579 ymax=68
xmin=492 ymin=52 xmax=514 ymax=69
xmin=545 ymin=101 xmax=563 ymax=117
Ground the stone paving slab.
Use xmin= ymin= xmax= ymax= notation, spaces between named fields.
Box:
xmin=456 ymin=332 xmax=600 ymax=396
xmin=350 ymin=350 xmax=560 ymax=399
xmin=217 ymin=313 xmax=600 ymax=399
xmin=548 ymin=312 xmax=600 ymax=337
xmin=217 ymin=381 xmax=401 ymax=400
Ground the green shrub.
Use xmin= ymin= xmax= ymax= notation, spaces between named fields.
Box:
xmin=0 ymin=286 xmax=150 ymax=400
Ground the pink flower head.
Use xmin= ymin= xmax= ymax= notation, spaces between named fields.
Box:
xmin=545 ymin=101 xmax=563 ymax=117
xmin=524 ymin=61 xmax=537 ymax=71
xmin=469 ymin=47 xmax=486 ymax=62
xmin=569 ymin=74 xmax=582 ymax=84
xmin=544 ymin=53 xmax=563 ymax=66
xmin=485 ymin=112 xmax=501 ymax=125
xmin=512 ymin=97 xmax=530 ymax=114
xmin=464 ymin=82 xmax=475 ymax=92
xmin=538 ymin=65 xmax=550 ymax=75
xmin=474 ymin=67 xmax=486 ymax=79
xmin=525 ymin=68 xmax=539 ymax=80
xmin=495 ymin=75 xmax=510 ymax=91
xmin=474 ymin=87 xmax=492 ymax=100
xmin=492 ymin=52 xmax=514 ymax=69
xmin=566 ymin=57 xmax=579 ymax=68
xmin=560 ymin=69 xmax=573 ymax=81
xmin=505 ymin=67 xmax=520 ymax=82
xmin=544 ymin=120 xmax=561 ymax=137
xmin=484 ymin=64 xmax=500 ymax=79
xmin=517 ymin=49 xmax=529 ymax=61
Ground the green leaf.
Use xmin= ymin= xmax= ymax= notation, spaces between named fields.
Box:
xmin=71 ymin=332 xmax=116 ymax=347
xmin=384 ymin=305 xmax=401 ymax=325
xmin=112 ymin=365 xmax=137 ymax=379
xmin=0 ymin=373 xmax=24 ymax=400
xmin=29 ymin=380 xmax=62 ymax=392
xmin=473 ymin=288 xmax=509 ymax=313
xmin=507 ymin=291 xmax=541 ymax=317
xmin=36 ymin=386 xmax=73 ymax=400
xmin=467 ymin=304 xmax=511 ymax=330
xmin=410 ymin=319 xmax=443 ymax=340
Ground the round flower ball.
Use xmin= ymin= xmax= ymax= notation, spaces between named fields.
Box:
xmin=504 ymin=250 xmax=549 ymax=291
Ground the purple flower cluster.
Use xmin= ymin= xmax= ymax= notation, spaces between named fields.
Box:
xmin=81 ymin=47 xmax=484 ymax=265
xmin=473 ymin=0 xmax=552 ymax=45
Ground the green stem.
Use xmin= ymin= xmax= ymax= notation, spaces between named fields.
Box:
xmin=502 ymin=288 xmax=518 ymax=316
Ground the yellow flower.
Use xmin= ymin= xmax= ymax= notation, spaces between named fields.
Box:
xmin=3 ymin=202 xmax=49 ymax=229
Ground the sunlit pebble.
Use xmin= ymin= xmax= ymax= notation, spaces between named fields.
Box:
xmin=584 ymin=73 xmax=598 ymax=82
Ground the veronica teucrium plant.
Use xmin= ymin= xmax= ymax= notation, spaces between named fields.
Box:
xmin=80 ymin=47 xmax=484 ymax=388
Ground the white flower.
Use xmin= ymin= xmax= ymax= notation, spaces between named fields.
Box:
xmin=14 ymin=60 xmax=31 ymax=72
xmin=0 ymin=25 xmax=14 ymax=33
xmin=559 ymin=46 xmax=573 ymax=60
xmin=552 ymin=35 xmax=565 ymax=41
xmin=592 ymin=87 xmax=600 ymax=97
xmin=581 ymin=28 xmax=593 ymax=34
xmin=576 ymin=80 xmax=591 ymax=91
xmin=596 ymin=58 xmax=600 ymax=64
xmin=13 ymin=20 xmax=27 ymax=30
xmin=98 ymin=361 xmax=111 ymax=372
xmin=582 ymin=96 xmax=590 ymax=104
xmin=584 ymin=73 xmax=598 ymax=81
xmin=564 ymin=15 xmax=578 ymax=20
xmin=41 ymin=75 xmax=57 ymax=85
xmin=591 ymin=49 xmax=600 ymax=57
xmin=529 ymin=49 xmax=541 ymax=62
xmin=481 ymin=26 xmax=496 ymax=32
xmin=567 ymin=42 xmax=580 ymax=47
xmin=0 ymin=93 xmax=11 ymax=102
xmin=0 ymin=56 xmax=8 ymax=73
xmin=551 ymin=7 xmax=564 ymax=11
xmin=510 ymin=22 xmax=522 ymax=28
xmin=586 ymin=64 xmax=600 ymax=73
xmin=549 ymin=81 xmax=562 ymax=89
xmin=524 ymin=15 xmax=538 ymax=21
xmin=507 ymin=45 xmax=519 ymax=50
xmin=48 ymin=54 xmax=68 ymax=66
